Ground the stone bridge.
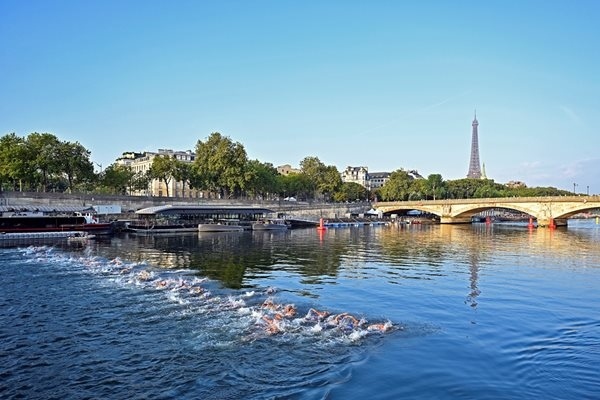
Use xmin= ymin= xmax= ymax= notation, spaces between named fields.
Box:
xmin=374 ymin=196 xmax=600 ymax=227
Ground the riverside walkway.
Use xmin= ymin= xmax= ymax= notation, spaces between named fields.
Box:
xmin=374 ymin=196 xmax=600 ymax=227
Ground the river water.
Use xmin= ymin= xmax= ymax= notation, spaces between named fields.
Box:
xmin=1 ymin=220 xmax=599 ymax=399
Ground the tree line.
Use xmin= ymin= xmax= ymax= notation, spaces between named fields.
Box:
xmin=0 ymin=131 xmax=572 ymax=201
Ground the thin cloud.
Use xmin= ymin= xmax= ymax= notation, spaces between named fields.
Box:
xmin=356 ymin=90 xmax=472 ymax=136
xmin=559 ymin=106 xmax=584 ymax=126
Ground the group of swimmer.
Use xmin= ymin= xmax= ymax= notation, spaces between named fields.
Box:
xmin=38 ymin=248 xmax=395 ymax=340
xmin=258 ymin=298 xmax=394 ymax=336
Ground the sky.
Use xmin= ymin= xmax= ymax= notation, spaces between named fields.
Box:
xmin=1 ymin=0 xmax=599 ymax=193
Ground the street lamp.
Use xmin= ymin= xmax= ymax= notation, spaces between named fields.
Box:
xmin=587 ymin=185 xmax=590 ymax=196
xmin=573 ymin=182 xmax=577 ymax=195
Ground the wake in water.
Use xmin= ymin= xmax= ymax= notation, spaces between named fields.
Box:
xmin=19 ymin=245 xmax=398 ymax=347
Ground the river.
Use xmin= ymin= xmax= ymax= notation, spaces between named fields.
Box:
xmin=1 ymin=220 xmax=599 ymax=399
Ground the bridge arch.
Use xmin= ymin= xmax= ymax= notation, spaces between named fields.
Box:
xmin=374 ymin=196 xmax=600 ymax=227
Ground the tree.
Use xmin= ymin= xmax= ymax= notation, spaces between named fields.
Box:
xmin=0 ymin=133 xmax=29 ymax=191
xmin=245 ymin=160 xmax=280 ymax=199
xmin=149 ymin=155 xmax=176 ymax=197
xmin=101 ymin=164 xmax=135 ymax=195
xmin=378 ymin=169 xmax=414 ymax=201
xmin=57 ymin=141 xmax=95 ymax=193
xmin=299 ymin=156 xmax=342 ymax=200
xmin=172 ymin=160 xmax=194 ymax=198
xmin=131 ymin=171 xmax=152 ymax=194
xmin=425 ymin=174 xmax=446 ymax=200
xmin=278 ymin=173 xmax=313 ymax=200
xmin=26 ymin=132 xmax=62 ymax=192
xmin=319 ymin=165 xmax=343 ymax=200
xmin=194 ymin=132 xmax=248 ymax=198
xmin=333 ymin=182 xmax=369 ymax=202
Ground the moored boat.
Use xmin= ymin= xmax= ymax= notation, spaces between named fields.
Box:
xmin=198 ymin=219 xmax=245 ymax=232
xmin=252 ymin=219 xmax=288 ymax=231
xmin=0 ymin=212 xmax=113 ymax=235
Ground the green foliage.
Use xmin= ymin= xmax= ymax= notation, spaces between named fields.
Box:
xmin=0 ymin=132 xmax=95 ymax=193
xmin=149 ymin=155 xmax=176 ymax=197
xmin=57 ymin=141 xmax=95 ymax=193
xmin=333 ymin=182 xmax=369 ymax=202
xmin=101 ymin=164 xmax=135 ymax=195
xmin=245 ymin=160 xmax=280 ymax=199
xmin=278 ymin=173 xmax=313 ymax=200
xmin=172 ymin=160 xmax=194 ymax=197
xmin=195 ymin=132 xmax=248 ymax=198
xmin=299 ymin=156 xmax=341 ymax=199
xmin=378 ymin=169 xmax=415 ymax=201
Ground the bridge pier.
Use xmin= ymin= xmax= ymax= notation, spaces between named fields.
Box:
xmin=537 ymin=218 xmax=568 ymax=228
xmin=440 ymin=216 xmax=473 ymax=224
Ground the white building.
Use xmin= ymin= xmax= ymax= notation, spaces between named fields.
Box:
xmin=116 ymin=149 xmax=199 ymax=198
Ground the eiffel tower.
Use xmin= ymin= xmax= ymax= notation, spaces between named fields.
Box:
xmin=467 ymin=111 xmax=482 ymax=179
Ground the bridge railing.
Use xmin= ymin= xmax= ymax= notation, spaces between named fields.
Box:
xmin=375 ymin=195 xmax=599 ymax=205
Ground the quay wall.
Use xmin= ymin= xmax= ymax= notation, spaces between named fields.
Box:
xmin=0 ymin=191 xmax=370 ymax=220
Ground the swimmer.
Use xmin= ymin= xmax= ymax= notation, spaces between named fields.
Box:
xmin=177 ymin=278 xmax=189 ymax=289
xmin=261 ymin=298 xmax=280 ymax=311
xmin=327 ymin=313 xmax=360 ymax=330
xmin=305 ymin=308 xmax=330 ymax=321
xmin=265 ymin=286 xmax=277 ymax=295
xmin=282 ymin=304 xmax=297 ymax=318
xmin=156 ymin=280 xmax=169 ymax=289
xmin=189 ymin=286 xmax=204 ymax=295
xmin=367 ymin=322 xmax=392 ymax=333
xmin=261 ymin=315 xmax=281 ymax=335
xmin=137 ymin=270 xmax=151 ymax=281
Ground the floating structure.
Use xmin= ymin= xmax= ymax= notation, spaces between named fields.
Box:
xmin=198 ymin=219 xmax=245 ymax=232
xmin=0 ymin=230 xmax=88 ymax=246
xmin=252 ymin=219 xmax=288 ymax=231
xmin=128 ymin=205 xmax=274 ymax=234
xmin=0 ymin=206 xmax=113 ymax=235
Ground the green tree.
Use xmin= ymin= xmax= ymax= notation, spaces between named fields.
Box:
xmin=333 ymin=182 xmax=369 ymax=202
xmin=131 ymin=171 xmax=152 ymax=194
xmin=319 ymin=165 xmax=343 ymax=200
xmin=379 ymin=169 xmax=414 ymax=201
xmin=194 ymin=132 xmax=248 ymax=198
xmin=26 ymin=132 xmax=62 ymax=192
xmin=149 ymin=155 xmax=176 ymax=197
xmin=425 ymin=174 xmax=446 ymax=200
xmin=172 ymin=160 xmax=194 ymax=198
xmin=278 ymin=173 xmax=313 ymax=200
xmin=101 ymin=164 xmax=135 ymax=195
xmin=0 ymin=133 xmax=30 ymax=190
xmin=245 ymin=160 xmax=280 ymax=199
xmin=57 ymin=141 xmax=95 ymax=193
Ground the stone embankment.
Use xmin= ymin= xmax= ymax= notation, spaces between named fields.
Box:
xmin=0 ymin=191 xmax=371 ymax=220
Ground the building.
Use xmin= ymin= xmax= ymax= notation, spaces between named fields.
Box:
xmin=116 ymin=149 xmax=199 ymax=198
xmin=467 ymin=111 xmax=482 ymax=179
xmin=366 ymin=172 xmax=391 ymax=190
xmin=341 ymin=166 xmax=392 ymax=191
xmin=276 ymin=164 xmax=301 ymax=175
xmin=341 ymin=166 xmax=369 ymax=187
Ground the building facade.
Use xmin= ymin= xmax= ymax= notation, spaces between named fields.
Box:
xmin=276 ymin=164 xmax=301 ymax=175
xmin=116 ymin=149 xmax=199 ymax=198
xmin=341 ymin=166 xmax=391 ymax=191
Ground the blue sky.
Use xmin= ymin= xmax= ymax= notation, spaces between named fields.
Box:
xmin=1 ymin=1 xmax=599 ymax=192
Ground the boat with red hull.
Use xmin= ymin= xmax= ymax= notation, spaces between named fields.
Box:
xmin=0 ymin=214 xmax=113 ymax=235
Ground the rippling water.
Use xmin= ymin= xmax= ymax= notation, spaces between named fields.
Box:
xmin=1 ymin=220 xmax=600 ymax=399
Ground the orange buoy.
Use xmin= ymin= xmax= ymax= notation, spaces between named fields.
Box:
xmin=317 ymin=218 xmax=327 ymax=231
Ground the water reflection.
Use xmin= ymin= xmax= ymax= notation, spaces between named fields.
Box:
xmin=92 ymin=222 xmax=600 ymax=296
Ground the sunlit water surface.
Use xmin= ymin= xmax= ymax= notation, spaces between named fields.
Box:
xmin=1 ymin=220 xmax=600 ymax=399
